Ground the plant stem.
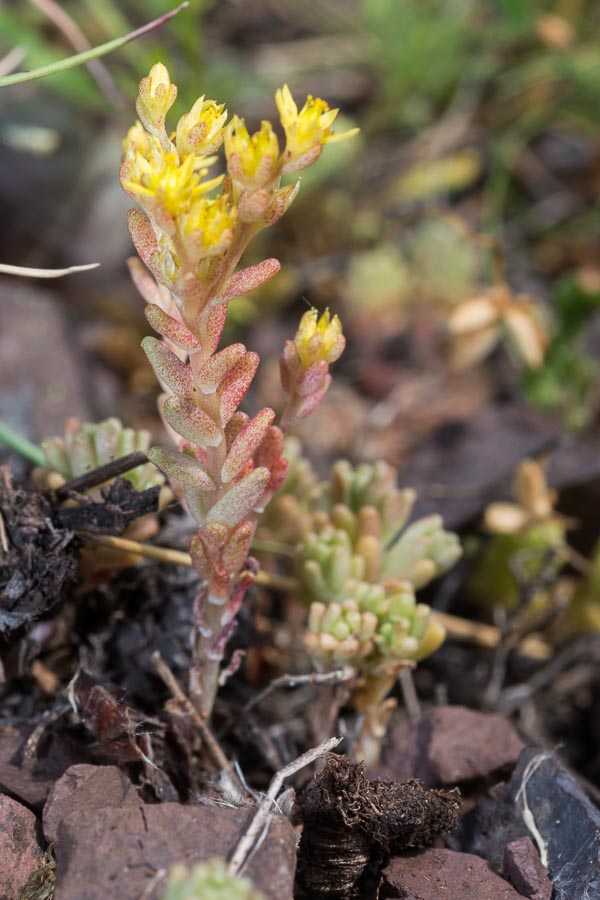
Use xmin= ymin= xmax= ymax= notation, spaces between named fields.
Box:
xmin=0 ymin=3 xmax=189 ymax=88
xmin=0 ymin=422 xmax=45 ymax=466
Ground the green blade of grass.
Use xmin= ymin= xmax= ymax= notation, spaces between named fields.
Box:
xmin=0 ymin=1 xmax=189 ymax=88
xmin=0 ymin=422 xmax=45 ymax=466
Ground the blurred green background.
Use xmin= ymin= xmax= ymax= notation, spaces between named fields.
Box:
xmin=1 ymin=0 xmax=600 ymax=444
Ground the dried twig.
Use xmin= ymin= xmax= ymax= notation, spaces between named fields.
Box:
xmin=0 ymin=262 xmax=99 ymax=278
xmin=55 ymin=451 xmax=149 ymax=497
xmin=151 ymin=650 xmax=242 ymax=790
xmin=398 ymin=667 xmax=421 ymax=719
xmin=84 ymin=534 xmax=297 ymax=592
xmin=244 ymin=667 xmax=355 ymax=712
xmin=227 ymin=735 xmax=343 ymax=877
xmin=0 ymin=510 xmax=8 ymax=553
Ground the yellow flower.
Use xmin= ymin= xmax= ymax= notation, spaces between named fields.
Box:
xmin=275 ymin=84 xmax=359 ymax=170
xmin=179 ymin=195 xmax=237 ymax=259
xmin=122 ymin=145 xmax=223 ymax=219
xmin=136 ymin=63 xmax=177 ymax=136
xmin=176 ymin=96 xmax=228 ymax=158
xmin=224 ymin=116 xmax=279 ymax=187
xmin=294 ymin=308 xmax=345 ymax=368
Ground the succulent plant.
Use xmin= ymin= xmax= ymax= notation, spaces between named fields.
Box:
xmin=163 ymin=859 xmax=265 ymax=900
xmin=37 ymin=417 xmax=165 ymax=493
xmin=122 ymin=63 xmax=356 ymax=717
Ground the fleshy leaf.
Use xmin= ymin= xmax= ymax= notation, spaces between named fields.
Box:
xmin=207 ymin=467 xmax=270 ymax=527
xmin=145 ymin=305 xmax=200 ymax=351
xmin=142 ymin=336 xmax=192 ymax=394
xmin=296 ymin=359 xmax=329 ymax=397
xmin=148 ymin=446 xmax=215 ymax=490
xmin=221 ymin=258 xmax=281 ymax=303
xmin=196 ymin=343 xmax=246 ymax=393
xmin=221 ymin=408 xmax=275 ymax=483
xmin=263 ymin=180 xmax=300 ymax=224
xmin=163 ymin=396 xmax=222 ymax=447
xmin=204 ymin=304 xmax=228 ymax=356
xmin=127 ymin=209 xmax=160 ymax=275
xmin=218 ymin=353 xmax=259 ymax=425
xmin=127 ymin=258 xmax=166 ymax=306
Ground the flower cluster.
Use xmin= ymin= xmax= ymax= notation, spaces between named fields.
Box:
xmin=121 ymin=65 xmax=356 ymax=716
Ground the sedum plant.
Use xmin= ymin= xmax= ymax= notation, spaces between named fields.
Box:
xmin=263 ymin=453 xmax=461 ymax=764
xmin=163 ymin=859 xmax=264 ymax=900
xmin=37 ymin=416 xmax=165 ymax=495
xmin=471 ymin=458 xmax=568 ymax=612
xmin=120 ymin=64 xmax=356 ymax=716
xmin=36 ymin=417 xmax=168 ymax=572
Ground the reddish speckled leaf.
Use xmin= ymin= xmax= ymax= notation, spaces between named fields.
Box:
xmin=127 ymin=257 xmax=164 ymax=306
xmin=163 ymin=396 xmax=222 ymax=447
xmin=224 ymin=412 xmax=249 ymax=446
xmin=296 ymin=359 xmax=329 ymax=397
xmin=183 ymin=482 xmax=210 ymax=525
xmin=263 ymin=180 xmax=300 ymax=224
xmin=145 ymin=305 xmax=200 ymax=351
xmin=196 ymin=344 xmax=246 ymax=393
xmin=148 ymin=446 xmax=215 ymax=490
xmin=127 ymin=209 xmax=160 ymax=277
xmin=142 ymin=337 xmax=192 ymax=394
xmin=218 ymin=353 xmax=259 ymax=425
xmin=222 ymin=519 xmax=255 ymax=574
xmin=221 ymin=408 xmax=275 ymax=483
xmin=255 ymin=425 xmax=285 ymax=470
xmin=292 ymin=376 xmax=331 ymax=423
xmin=204 ymin=304 xmax=228 ymax=356
xmin=207 ymin=467 xmax=270 ymax=527
xmin=221 ymin=258 xmax=281 ymax=303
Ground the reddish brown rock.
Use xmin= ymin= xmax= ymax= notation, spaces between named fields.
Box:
xmin=375 ymin=706 xmax=524 ymax=786
xmin=504 ymin=837 xmax=552 ymax=900
xmin=0 ymin=728 xmax=90 ymax=811
xmin=54 ymin=803 xmax=297 ymax=900
xmin=0 ymin=794 xmax=44 ymax=900
xmin=43 ymin=764 xmax=139 ymax=841
xmin=381 ymin=848 xmax=524 ymax=899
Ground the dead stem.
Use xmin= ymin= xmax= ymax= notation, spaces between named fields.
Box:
xmin=244 ymin=667 xmax=355 ymax=713
xmin=55 ymin=451 xmax=149 ymax=497
xmin=151 ymin=650 xmax=246 ymax=796
xmin=227 ymin=735 xmax=342 ymax=878
xmin=399 ymin=667 xmax=421 ymax=719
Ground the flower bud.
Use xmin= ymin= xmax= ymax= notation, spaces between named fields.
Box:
xmin=136 ymin=63 xmax=177 ymax=138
